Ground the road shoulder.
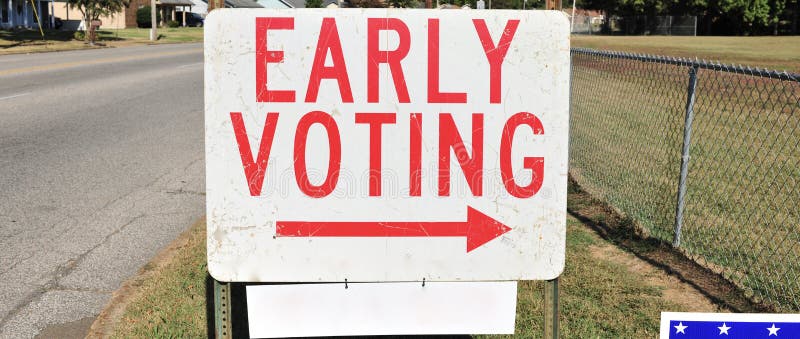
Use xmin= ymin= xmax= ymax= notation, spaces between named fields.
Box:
xmin=87 ymin=217 xmax=206 ymax=338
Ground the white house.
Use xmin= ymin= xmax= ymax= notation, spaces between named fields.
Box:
xmin=255 ymin=0 xmax=291 ymax=8
xmin=1 ymin=0 xmax=52 ymax=29
xmin=186 ymin=0 xmax=207 ymax=16
xmin=255 ymin=0 xmax=303 ymax=8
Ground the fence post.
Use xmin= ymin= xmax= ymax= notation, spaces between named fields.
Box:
xmin=673 ymin=65 xmax=699 ymax=248
xmin=668 ymin=16 xmax=673 ymax=35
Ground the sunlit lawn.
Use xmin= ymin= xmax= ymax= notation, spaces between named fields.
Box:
xmin=572 ymin=35 xmax=800 ymax=72
xmin=0 ymin=27 xmax=202 ymax=55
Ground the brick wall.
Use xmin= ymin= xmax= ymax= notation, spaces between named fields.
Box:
xmin=125 ymin=0 xmax=151 ymax=28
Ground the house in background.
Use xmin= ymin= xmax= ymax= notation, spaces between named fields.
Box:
xmin=49 ymin=0 xmax=196 ymax=29
xmin=185 ymin=0 xmax=207 ymax=16
xmin=1 ymin=0 xmax=53 ymax=29
xmin=155 ymin=0 xmax=196 ymax=25
xmin=2 ymin=0 xmax=130 ymax=30
xmin=52 ymin=0 xmax=126 ymax=29
xmin=205 ymin=0 xmax=262 ymax=11
xmin=255 ymin=0 xmax=290 ymax=9
xmin=255 ymin=0 xmax=302 ymax=8
xmin=223 ymin=0 xmax=262 ymax=7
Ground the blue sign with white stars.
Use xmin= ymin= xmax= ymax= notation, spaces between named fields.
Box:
xmin=661 ymin=312 xmax=800 ymax=338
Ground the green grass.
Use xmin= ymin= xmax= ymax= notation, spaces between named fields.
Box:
xmin=98 ymin=27 xmax=204 ymax=43
xmin=479 ymin=218 xmax=692 ymax=338
xmin=569 ymin=51 xmax=800 ymax=311
xmin=0 ymin=27 xmax=202 ymax=55
xmin=572 ymin=35 xmax=800 ymax=72
xmin=108 ymin=216 xmax=709 ymax=337
xmin=110 ymin=220 xmax=208 ymax=338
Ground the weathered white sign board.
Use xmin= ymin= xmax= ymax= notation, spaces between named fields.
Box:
xmin=205 ymin=9 xmax=570 ymax=282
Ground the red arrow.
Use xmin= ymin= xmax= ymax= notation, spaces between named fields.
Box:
xmin=276 ymin=206 xmax=512 ymax=252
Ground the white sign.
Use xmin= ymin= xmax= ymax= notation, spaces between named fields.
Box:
xmin=205 ymin=9 xmax=570 ymax=282
xmin=247 ymin=282 xmax=517 ymax=337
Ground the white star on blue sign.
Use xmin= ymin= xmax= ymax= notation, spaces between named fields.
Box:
xmin=718 ymin=322 xmax=731 ymax=335
xmin=767 ymin=323 xmax=780 ymax=336
xmin=667 ymin=321 xmax=800 ymax=338
xmin=663 ymin=312 xmax=800 ymax=338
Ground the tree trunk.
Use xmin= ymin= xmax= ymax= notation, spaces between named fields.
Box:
xmin=85 ymin=18 xmax=95 ymax=45
xmin=89 ymin=25 xmax=96 ymax=45
xmin=84 ymin=18 xmax=90 ymax=43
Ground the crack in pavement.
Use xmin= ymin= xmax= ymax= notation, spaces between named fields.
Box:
xmin=165 ymin=189 xmax=206 ymax=196
xmin=0 ymin=214 xmax=144 ymax=329
xmin=0 ymin=253 xmax=34 ymax=277
xmin=0 ymin=156 xmax=202 ymax=266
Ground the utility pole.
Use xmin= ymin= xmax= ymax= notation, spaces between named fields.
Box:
xmin=570 ymin=0 xmax=575 ymax=32
xmin=150 ymin=0 xmax=157 ymax=41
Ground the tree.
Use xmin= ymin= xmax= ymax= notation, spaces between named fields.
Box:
xmin=67 ymin=0 xmax=130 ymax=45
xmin=305 ymin=0 xmax=324 ymax=7
xmin=348 ymin=0 xmax=387 ymax=7
xmin=583 ymin=0 xmax=789 ymax=34
xmin=136 ymin=5 xmax=161 ymax=28
xmin=386 ymin=0 xmax=417 ymax=7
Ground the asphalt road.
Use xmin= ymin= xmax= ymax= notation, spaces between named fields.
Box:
xmin=0 ymin=43 xmax=205 ymax=338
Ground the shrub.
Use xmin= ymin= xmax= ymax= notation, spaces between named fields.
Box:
xmin=136 ymin=6 xmax=162 ymax=28
xmin=73 ymin=30 xmax=85 ymax=40
xmin=167 ymin=20 xmax=180 ymax=28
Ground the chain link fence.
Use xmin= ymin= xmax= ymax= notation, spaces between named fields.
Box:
xmin=569 ymin=48 xmax=800 ymax=311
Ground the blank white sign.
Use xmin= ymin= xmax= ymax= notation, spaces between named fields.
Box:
xmin=246 ymin=282 xmax=518 ymax=338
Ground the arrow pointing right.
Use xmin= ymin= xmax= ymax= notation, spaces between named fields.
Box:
xmin=276 ymin=206 xmax=512 ymax=252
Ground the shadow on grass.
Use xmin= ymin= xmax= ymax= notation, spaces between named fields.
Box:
xmin=95 ymin=31 xmax=127 ymax=41
xmin=0 ymin=29 xmax=145 ymax=50
xmin=0 ymin=29 xmax=77 ymax=48
xmin=566 ymin=175 xmax=775 ymax=314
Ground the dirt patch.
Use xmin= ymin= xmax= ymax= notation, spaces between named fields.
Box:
xmin=85 ymin=217 xmax=205 ymax=338
xmin=587 ymin=243 xmax=723 ymax=312
xmin=567 ymin=175 xmax=773 ymax=313
xmin=36 ymin=316 xmax=95 ymax=339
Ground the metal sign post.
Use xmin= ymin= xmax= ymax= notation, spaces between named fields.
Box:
xmin=544 ymin=278 xmax=559 ymax=339
xmin=543 ymin=1 xmax=564 ymax=334
xmin=214 ymin=280 xmax=232 ymax=339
